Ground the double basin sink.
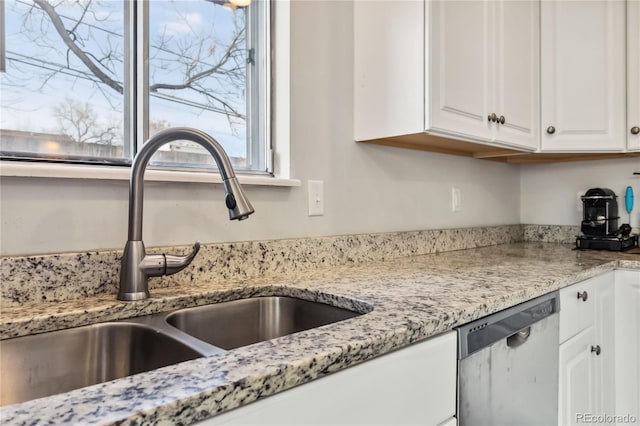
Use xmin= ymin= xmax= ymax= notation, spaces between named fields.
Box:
xmin=0 ymin=296 xmax=364 ymax=407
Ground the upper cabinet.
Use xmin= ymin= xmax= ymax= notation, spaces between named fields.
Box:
xmin=629 ymin=0 xmax=640 ymax=151
xmin=430 ymin=0 xmax=539 ymax=150
xmin=354 ymin=0 xmax=539 ymax=155
xmin=494 ymin=1 xmax=540 ymax=149
xmin=354 ymin=0 xmax=425 ymax=144
xmin=354 ymin=0 xmax=639 ymax=162
xmin=429 ymin=0 xmax=494 ymax=144
xmin=540 ymin=0 xmax=626 ymax=152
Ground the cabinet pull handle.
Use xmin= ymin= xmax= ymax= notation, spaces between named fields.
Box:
xmin=577 ymin=291 xmax=588 ymax=302
xmin=547 ymin=126 xmax=556 ymax=134
xmin=632 ymin=126 xmax=640 ymax=135
xmin=498 ymin=115 xmax=505 ymax=125
xmin=591 ymin=345 xmax=601 ymax=356
xmin=488 ymin=113 xmax=497 ymax=123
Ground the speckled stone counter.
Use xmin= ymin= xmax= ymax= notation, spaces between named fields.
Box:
xmin=1 ymin=225 xmax=523 ymax=306
xmin=1 ymin=242 xmax=639 ymax=425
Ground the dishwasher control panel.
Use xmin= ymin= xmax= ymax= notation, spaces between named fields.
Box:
xmin=457 ymin=291 xmax=559 ymax=359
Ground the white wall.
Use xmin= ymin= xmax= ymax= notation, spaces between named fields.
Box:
xmin=0 ymin=1 xmax=521 ymax=256
xmin=520 ymin=157 xmax=640 ymax=227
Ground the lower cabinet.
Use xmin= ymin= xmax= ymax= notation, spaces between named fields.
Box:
xmin=614 ymin=270 xmax=640 ymax=423
xmin=559 ymin=271 xmax=615 ymax=426
xmin=559 ymin=326 xmax=598 ymax=426
xmin=199 ymin=331 xmax=457 ymax=425
xmin=559 ymin=270 xmax=640 ymax=426
xmin=558 ymin=272 xmax=615 ymax=425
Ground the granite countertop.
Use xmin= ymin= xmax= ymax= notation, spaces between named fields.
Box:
xmin=1 ymin=242 xmax=639 ymax=425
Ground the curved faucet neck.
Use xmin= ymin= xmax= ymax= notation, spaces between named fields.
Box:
xmin=119 ymin=127 xmax=253 ymax=301
xmin=127 ymin=127 xmax=236 ymax=241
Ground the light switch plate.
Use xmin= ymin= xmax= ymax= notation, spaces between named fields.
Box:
xmin=308 ymin=180 xmax=324 ymax=216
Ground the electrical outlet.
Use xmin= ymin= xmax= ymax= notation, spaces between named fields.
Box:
xmin=452 ymin=187 xmax=462 ymax=212
xmin=308 ymin=180 xmax=324 ymax=216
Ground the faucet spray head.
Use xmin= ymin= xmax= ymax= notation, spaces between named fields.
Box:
xmin=223 ymin=177 xmax=255 ymax=220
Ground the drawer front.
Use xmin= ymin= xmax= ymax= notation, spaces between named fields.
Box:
xmin=559 ymin=272 xmax=613 ymax=343
xmin=559 ymin=278 xmax=596 ymax=343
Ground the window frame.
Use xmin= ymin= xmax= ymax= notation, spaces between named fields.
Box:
xmin=0 ymin=0 xmax=290 ymax=182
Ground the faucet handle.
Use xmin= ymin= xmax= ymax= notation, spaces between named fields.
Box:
xmin=165 ymin=242 xmax=201 ymax=275
xmin=140 ymin=242 xmax=201 ymax=278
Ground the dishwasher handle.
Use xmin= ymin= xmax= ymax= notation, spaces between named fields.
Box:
xmin=506 ymin=327 xmax=531 ymax=348
xmin=457 ymin=291 xmax=559 ymax=359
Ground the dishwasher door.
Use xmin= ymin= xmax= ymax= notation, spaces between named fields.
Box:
xmin=457 ymin=292 xmax=559 ymax=426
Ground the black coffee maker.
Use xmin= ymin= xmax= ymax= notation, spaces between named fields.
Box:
xmin=576 ymin=188 xmax=637 ymax=250
xmin=580 ymin=188 xmax=619 ymax=237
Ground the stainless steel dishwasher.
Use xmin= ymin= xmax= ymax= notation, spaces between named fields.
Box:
xmin=457 ymin=291 xmax=560 ymax=426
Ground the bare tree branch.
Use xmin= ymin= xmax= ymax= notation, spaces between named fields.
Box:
xmin=54 ymin=98 xmax=119 ymax=145
xmin=69 ymin=0 xmax=90 ymax=36
xmin=32 ymin=0 xmax=123 ymax=94
xmin=150 ymin=24 xmax=245 ymax=119
xmin=6 ymin=0 xmax=248 ymax=135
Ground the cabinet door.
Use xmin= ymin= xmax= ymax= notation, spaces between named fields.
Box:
xmin=629 ymin=0 xmax=640 ymax=150
xmin=559 ymin=327 xmax=597 ymax=426
xmin=593 ymin=279 xmax=615 ymax=416
xmin=614 ymin=270 xmax=640 ymax=422
xmin=199 ymin=332 xmax=457 ymax=425
xmin=540 ymin=0 xmax=626 ymax=152
xmin=429 ymin=0 xmax=493 ymax=142
xmin=493 ymin=0 xmax=539 ymax=150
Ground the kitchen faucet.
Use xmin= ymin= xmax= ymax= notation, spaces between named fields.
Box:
xmin=118 ymin=127 xmax=254 ymax=301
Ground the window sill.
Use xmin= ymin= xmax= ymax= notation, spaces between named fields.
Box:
xmin=0 ymin=161 xmax=301 ymax=187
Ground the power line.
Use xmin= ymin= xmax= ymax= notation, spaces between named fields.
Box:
xmin=13 ymin=0 xmax=124 ymax=38
xmin=11 ymin=0 xmax=245 ymax=70
xmin=6 ymin=54 xmax=110 ymax=85
xmin=4 ymin=54 xmax=245 ymax=118
xmin=152 ymin=92 xmax=245 ymax=118
xmin=5 ymin=2 xmax=247 ymax=117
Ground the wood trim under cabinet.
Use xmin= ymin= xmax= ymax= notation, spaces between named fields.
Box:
xmin=358 ymin=133 xmax=640 ymax=164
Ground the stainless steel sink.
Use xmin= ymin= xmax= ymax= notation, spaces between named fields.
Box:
xmin=166 ymin=296 xmax=363 ymax=350
xmin=0 ymin=322 xmax=203 ymax=407
xmin=1 ymin=295 xmax=365 ymax=406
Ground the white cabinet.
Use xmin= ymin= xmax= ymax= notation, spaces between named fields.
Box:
xmin=559 ymin=326 xmax=597 ymax=426
xmin=595 ymin=279 xmax=615 ymax=416
xmin=558 ymin=272 xmax=615 ymax=425
xmin=354 ymin=0 xmax=539 ymax=152
xmin=614 ymin=269 xmax=640 ymax=423
xmin=199 ymin=331 xmax=457 ymax=425
xmin=540 ymin=0 xmax=626 ymax=152
xmin=629 ymin=0 xmax=640 ymax=151
xmin=353 ymin=0 xmax=425 ymax=143
xmin=428 ymin=0 xmax=493 ymax=143
xmin=493 ymin=0 xmax=540 ymax=149
xmin=429 ymin=0 xmax=539 ymax=150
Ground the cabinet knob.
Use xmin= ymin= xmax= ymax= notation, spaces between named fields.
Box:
xmin=577 ymin=291 xmax=588 ymax=302
xmin=591 ymin=345 xmax=601 ymax=356
xmin=631 ymin=126 xmax=640 ymax=135
xmin=488 ymin=113 xmax=497 ymax=123
xmin=498 ymin=115 xmax=506 ymax=125
xmin=547 ymin=126 xmax=556 ymax=134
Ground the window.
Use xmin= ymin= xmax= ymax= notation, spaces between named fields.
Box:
xmin=0 ymin=0 xmax=271 ymax=174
